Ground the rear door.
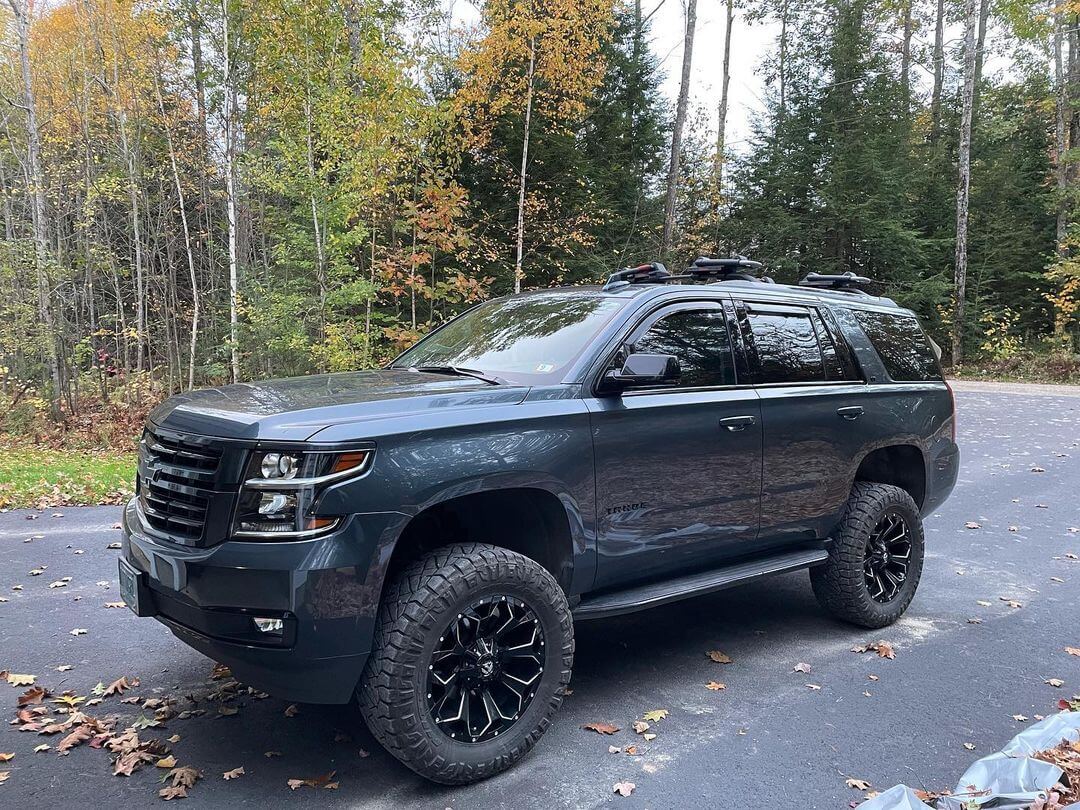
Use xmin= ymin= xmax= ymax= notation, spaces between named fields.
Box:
xmin=732 ymin=298 xmax=866 ymax=547
xmin=585 ymin=300 xmax=762 ymax=588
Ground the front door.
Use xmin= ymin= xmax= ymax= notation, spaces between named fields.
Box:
xmin=585 ymin=301 xmax=762 ymax=589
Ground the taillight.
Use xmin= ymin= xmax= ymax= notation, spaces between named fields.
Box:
xmin=944 ymin=378 xmax=956 ymax=442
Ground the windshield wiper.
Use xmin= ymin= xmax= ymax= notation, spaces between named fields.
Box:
xmin=407 ymin=365 xmax=507 ymax=386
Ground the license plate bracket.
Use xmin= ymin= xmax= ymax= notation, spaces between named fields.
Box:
xmin=118 ymin=557 xmax=153 ymax=617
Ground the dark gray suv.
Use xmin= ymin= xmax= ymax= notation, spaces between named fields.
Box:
xmin=119 ymin=257 xmax=959 ymax=784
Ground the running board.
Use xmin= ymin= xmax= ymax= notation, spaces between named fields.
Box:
xmin=572 ymin=547 xmax=829 ymax=621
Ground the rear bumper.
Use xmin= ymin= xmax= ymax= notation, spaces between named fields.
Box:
xmin=120 ymin=498 xmax=404 ymax=704
xmin=923 ymin=437 xmax=960 ymax=515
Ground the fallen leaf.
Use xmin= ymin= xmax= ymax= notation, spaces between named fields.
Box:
xmin=1009 ymin=525 xmax=1019 ymax=532
xmin=1066 ymin=647 xmax=1080 ymax=657
xmin=1000 ymin=597 xmax=1023 ymax=609
xmin=159 ymin=786 xmax=187 ymax=801
xmin=641 ymin=709 xmax=668 ymax=723
xmin=642 ymin=732 xmax=656 ymax=741
xmin=167 ymin=735 xmax=181 ymax=744
xmin=56 ymin=665 xmax=73 ymax=672
xmin=967 ymin=617 xmax=983 ymax=624
xmin=357 ymin=749 xmax=369 ymax=758
xmin=977 ymin=600 xmax=992 ymax=607
xmin=264 ymin=751 xmax=282 ymax=758
xmin=103 ymin=676 xmax=137 ymax=697
xmin=157 ymin=755 xmax=178 ymax=769
xmin=69 ymin=628 xmax=87 ymax=637
xmin=582 ymin=722 xmax=619 ymax=735
xmin=48 ymin=580 xmax=68 ymax=589
xmin=846 ymin=778 xmax=872 ymax=790
xmin=217 ymin=705 xmax=238 ymax=717
xmin=167 ymin=766 xmax=202 ymax=789
xmin=6 ymin=673 xmax=35 ymax=686
xmin=1013 ymin=714 xmax=1028 ymax=722
xmin=705 ymin=681 xmax=726 ymax=691
xmin=613 ymin=781 xmax=636 ymax=797
xmin=0 ymin=754 xmax=12 ymax=763
xmin=57 ymin=724 xmax=96 ymax=753
xmin=284 ymin=704 xmax=299 ymax=717
xmin=18 ymin=686 xmax=47 ymax=706
xmin=631 ymin=720 xmax=649 ymax=734
xmin=104 ymin=602 xmax=126 ymax=609
xmin=287 ymin=771 xmax=337 ymax=790
xmin=210 ymin=663 xmax=232 ymax=680
xmin=806 ymin=683 xmax=822 ymax=690
xmin=707 ymin=650 xmax=732 ymax=664
xmin=608 ymin=745 xmax=620 ymax=754
xmin=965 ymin=522 xmax=981 ymax=529
xmin=793 ymin=662 xmax=812 ymax=673
xmin=623 ymin=745 xmax=639 ymax=755
xmin=223 ymin=767 xmax=244 ymax=780
xmin=868 ymin=674 xmax=879 ymax=681
xmin=852 ymin=641 xmax=895 ymax=659
xmin=963 ymin=743 xmax=975 ymax=750
xmin=1046 ymin=678 xmax=1065 ymax=688
xmin=106 ymin=542 xmax=121 ymax=550
xmin=0 ymin=772 xmax=8 ymax=785
xmin=33 ymin=744 xmax=49 ymax=753
xmin=1031 ymin=466 xmax=1046 ymax=473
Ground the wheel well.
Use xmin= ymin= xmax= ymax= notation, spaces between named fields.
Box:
xmin=387 ymin=488 xmax=575 ymax=594
xmin=853 ymin=445 xmax=926 ymax=509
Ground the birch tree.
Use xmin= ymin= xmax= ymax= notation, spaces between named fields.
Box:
xmin=952 ymin=0 xmax=979 ymax=365
xmin=661 ymin=0 xmax=697 ymax=254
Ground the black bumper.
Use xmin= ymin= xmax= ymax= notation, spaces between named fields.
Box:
xmin=120 ymin=498 xmax=401 ymax=704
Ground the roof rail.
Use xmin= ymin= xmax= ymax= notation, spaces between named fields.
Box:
xmin=798 ymin=271 xmax=874 ymax=293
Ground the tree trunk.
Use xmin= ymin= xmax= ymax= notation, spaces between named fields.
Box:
xmin=222 ymin=0 xmax=241 ymax=382
xmin=513 ymin=36 xmax=536 ymax=294
xmin=712 ymin=0 xmax=734 ymax=239
xmin=661 ymin=0 xmax=697 ymax=255
xmin=778 ymin=0 xmax=789 ymax=126
xmin=1055 ymin=7 xmax=1068 ymax=253
xmin=900 ymin=0 xmax=912 ymax=119
xmin=156 ymin=71 xmax=200 ymax=391
xmin=929 ymin=0 xmax=946 ymax=144
xmin=952 ymin=0 xmax=979 ymax=367
xmin=8 ymin=0 xmax=61 ymax=417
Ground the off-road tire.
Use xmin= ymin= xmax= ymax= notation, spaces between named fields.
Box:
xmin=357 ymin=543 xmax=574 ymax=785
xmin=811 ymin=482 xmax=925 ymax=629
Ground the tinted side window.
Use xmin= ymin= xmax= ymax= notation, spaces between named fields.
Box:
xmin=851 ymin=310 xmax=943 ymax=382
xmin=811 ymin=309 xmax=860 ymax=381
xmin=745 ymin=306 xmax=826 ymax=383
xmin=633 ymin=309 xmax=735 ymax=388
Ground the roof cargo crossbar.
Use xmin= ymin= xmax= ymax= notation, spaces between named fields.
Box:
xmin=798 ymin=271 xmax=874 ymax=292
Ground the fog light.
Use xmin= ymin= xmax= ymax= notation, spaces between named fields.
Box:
xmin=253 ymin=617 xmax=284 ymax=633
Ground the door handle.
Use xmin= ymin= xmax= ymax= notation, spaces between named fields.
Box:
xmin=720 ymin=415 xmax=757 ymax=431
xmin=837 ymin=406 xmax=864 ymax=420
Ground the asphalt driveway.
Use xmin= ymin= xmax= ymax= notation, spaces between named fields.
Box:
xmin=1 ymin=381 xmax=1079 ymax=808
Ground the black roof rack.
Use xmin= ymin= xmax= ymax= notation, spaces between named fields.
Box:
xmin=798 ymin=271 xmax=874 ymax=293
xmin=601 ymin=256 xmax=773 ymax=292
xmin=602 ymin=262 xmax=671 ymax=291
xmin=686 ymin=256 xmax=771 ymax=283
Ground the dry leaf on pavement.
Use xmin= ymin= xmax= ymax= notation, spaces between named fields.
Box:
xmin=613 ymin=781 xmax=636 ymax=797
xmin=846 ymin=778 xmax=872 ymax=790
xmin=632 ymin=720 xmax=649 ymax=734
xmin=641 ymin=709 xmax=668 ymax=723
xmin=794 ymin=662 xmax=812 ymax=673
xmin=706 ymin=681 xmax=726 ymax=691
xmin=582 ymin=722 xmax=619 ymax=735
xmin=707 ymin=650 xmax=732 ymax=664
xmin=223 ymin=767 xmax=245 ymax=780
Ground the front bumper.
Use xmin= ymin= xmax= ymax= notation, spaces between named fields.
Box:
xmin=120 ymin=498 xmax=403 ymax=704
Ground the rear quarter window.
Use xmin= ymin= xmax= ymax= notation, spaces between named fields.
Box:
xmin=850 ymin=310 xmax=943 ymax=382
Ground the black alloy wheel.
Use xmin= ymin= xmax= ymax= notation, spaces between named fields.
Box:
xmin=427 ymin=596 xmax=545 ymax=743
xmin=863 ymin=510 xmax=913 ymax=603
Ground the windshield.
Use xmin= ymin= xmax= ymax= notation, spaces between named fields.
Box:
xmin=391 ymin=292 xmax=625 ymax=384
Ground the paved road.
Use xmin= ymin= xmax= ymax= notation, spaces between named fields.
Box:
xmin=1 ymin=382 xmax=1079 ymax=808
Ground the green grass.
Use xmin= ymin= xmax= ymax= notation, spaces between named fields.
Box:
xmin=0 ymin=445 xmax=136 ymax=509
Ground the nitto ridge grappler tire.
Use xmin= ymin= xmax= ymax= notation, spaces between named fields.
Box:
xmin=811 ymin=482 xmax=925 ymax=629
xmin=357 ymin=543 xmax=574 ymax=785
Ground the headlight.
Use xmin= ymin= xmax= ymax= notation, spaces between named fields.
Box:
xmin=232 ymin=448 xmax=372 ymax=539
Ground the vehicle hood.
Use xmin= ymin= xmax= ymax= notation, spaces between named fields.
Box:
xmin=149 ymin=369 xmax=530 ymax=442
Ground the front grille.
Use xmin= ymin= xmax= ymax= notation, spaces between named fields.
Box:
xmin=138 ymin=431 xmax=222 ymax=540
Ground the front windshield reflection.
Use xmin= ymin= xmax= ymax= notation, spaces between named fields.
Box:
xmin=391 ymin=293 xmax=624 ymax=384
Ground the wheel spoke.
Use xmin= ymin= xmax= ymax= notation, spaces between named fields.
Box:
xmin=426 ymin=593 xmax=545 ymax=744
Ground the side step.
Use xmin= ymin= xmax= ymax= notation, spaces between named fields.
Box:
xmin=572 ymin=547 xmax=829 ymax=621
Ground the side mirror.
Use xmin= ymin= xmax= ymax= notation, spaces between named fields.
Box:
xmin=600 ymin=353 xmax=680 ymax=394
